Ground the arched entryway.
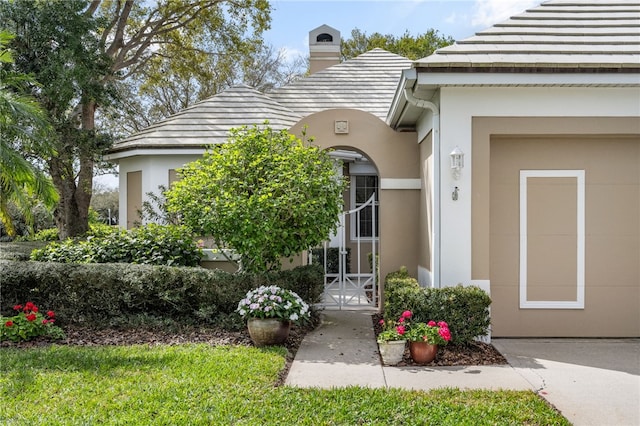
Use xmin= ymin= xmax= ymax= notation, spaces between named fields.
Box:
xmin=290 ymin=108 xmax=422 ymax=310
xmin=319 ymin=148 xmax=380 ymax=308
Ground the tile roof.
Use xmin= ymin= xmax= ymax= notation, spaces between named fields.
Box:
xmin=416 ymin=0 xmax=640 ymax=69
xmin=108 ymin=85 xmax=301 ymax=152
xmin=108 ymin=49 xmax=411 ymax=153
xmin=270 ymin=49 xmax=412 ymax=120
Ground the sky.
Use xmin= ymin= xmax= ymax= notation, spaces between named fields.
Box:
xmin=95 ymin=0 xmax=542 ymax=189
xmin=264 ymin=0 xmax=542 ymax=62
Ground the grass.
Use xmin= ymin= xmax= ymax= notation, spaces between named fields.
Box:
xmin=0 ymin=344 xmax=569 ymax=425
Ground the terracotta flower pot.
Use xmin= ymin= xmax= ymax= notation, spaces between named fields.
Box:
xmin=378 ymin=340 xmax=406 ymax=365
xmin=409 ymin=341 xmax=438 ymax=364
xmin=247 ymin=318 xmax=291 ymax=347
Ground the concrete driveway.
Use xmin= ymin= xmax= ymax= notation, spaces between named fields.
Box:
xmin=492 ymin=338 xmax=640 ymax=426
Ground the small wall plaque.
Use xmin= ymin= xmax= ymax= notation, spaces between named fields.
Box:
xmin=334 ymin=120 xmax=349 ymax=134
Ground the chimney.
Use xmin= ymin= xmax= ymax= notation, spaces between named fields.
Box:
xmin=309 ymin=25 xmax=340 ymax=74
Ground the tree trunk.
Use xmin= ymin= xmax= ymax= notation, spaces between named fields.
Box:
xmin=51 ymin=100 xmax=96 ymax=239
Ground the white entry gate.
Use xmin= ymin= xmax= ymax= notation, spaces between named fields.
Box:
xmin=313 ymin=194 xmax=378 ymax=309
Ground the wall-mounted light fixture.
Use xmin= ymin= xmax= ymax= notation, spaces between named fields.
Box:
xmin=450 ymin=146 xmax=464 ymax=180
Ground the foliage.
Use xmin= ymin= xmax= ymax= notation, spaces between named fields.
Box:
xmin=0 ymin=30 xmax=58 ymax=238
xmin=310 ymin=247 xmax=350 ymax=274
xmin=0 ymin=260 xmax=323 ymax=329
xmin=136 ymin=185 xmax=180 ymax=226
xmin=377 ymin=310 xmax=412 ymax=342
xmin=236 ymin=285 xmax=310 ymax=324
xmin=0 ymin=301 xmax=64 ymax=342
xmin=384 ymin=271 xmax=491 ymax=345
xmin=341 ymin=28 xmax=454 ymax=60
xmin=90 ymin=184 xmax=118 ymax=225
xmin=405 ymin=320 xmax=452 ymax=346
xmin=30 ymin=224 xmax=202 ymax=267
xmin=0 ymin=345 xmax=570 ymax=425
xmin=0 ymin=0 xmax=272 ymax=238
xmin=166 ymin=124 xmax=346 ymax=273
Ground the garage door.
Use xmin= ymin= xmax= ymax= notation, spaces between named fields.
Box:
xmin=490 ymin=136 xmax=639 ymax=337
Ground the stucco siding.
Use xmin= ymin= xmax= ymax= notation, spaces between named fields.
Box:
xmin=290 ymin=108 xmax=421 ymax=282
xmin=489 ymin=135 xmax=639 ymax=337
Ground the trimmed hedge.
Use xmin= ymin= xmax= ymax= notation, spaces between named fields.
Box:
xmin=0 ymin=260 xmax=323 ymax=330
xmin=384 ymin=272 xmax=491 ymax=345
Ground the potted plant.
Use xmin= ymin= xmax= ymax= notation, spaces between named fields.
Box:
xmin=406 ymin=320 xmax=452 ymax=364
xmin=236 ymin=285 xmax=310 ymax=346
xmin=376 ymin=310 xmax=412 ymax=365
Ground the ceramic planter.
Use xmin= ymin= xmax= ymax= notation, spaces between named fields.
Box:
xmin=247 ymin=318 xmax=291 ymax=347
xmin=378 ymin=340 xmax=406 ymax=365
xmin=409 ymin=341 xmax=438 ymax=364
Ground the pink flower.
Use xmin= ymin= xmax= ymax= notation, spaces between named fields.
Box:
xmin=401 ymin=310 xmax=412 ymax=319
xmin=42 ymin=319 xmax=49 ymax=325
xmin=379 ymin=319 xmax=385 ymax=325
xmin=398 ymin=317 xmax=405 ymax=323
xmin=4 ymin=321 xmax=13 ymax=327
xmin=439 ymin=327 xmax=451 ymax=341
xmin=427 ymin=320 xmax=436 ymax=327
xmin=396 ymin=325 xmax=406 ymax=335
xmin=438 ymin=321 xmax=448 ymax=328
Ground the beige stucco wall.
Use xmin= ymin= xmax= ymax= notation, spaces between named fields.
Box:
xmin=472 ymin=117 xmax=640 ymax=337
xmin=290 ymin=109 xmax=421 ymax=288
xmin=126 ymin=171 xmax=142 ymax=229
xmin=418 ymin=132 xmax=433 ymax=281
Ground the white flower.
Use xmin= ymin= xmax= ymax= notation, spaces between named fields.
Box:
xmin=290 ymin=313 xmax=299 ymax=321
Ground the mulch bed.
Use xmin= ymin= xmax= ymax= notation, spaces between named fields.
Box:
xmin=1 ymin=313 xmax=506 ymax=373
xmin=372 ymin=313 xmax=507 ymax=366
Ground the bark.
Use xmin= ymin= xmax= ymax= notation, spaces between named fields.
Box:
xmin=51 ymin=100 xmax=95 ymax=239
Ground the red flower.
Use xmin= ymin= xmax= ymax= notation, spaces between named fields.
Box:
xmin=4 ymin=321 xmax=13 ymax=327
xmin=438 ymin=327 xmax=451 ymax=341
xmin=396 ymin=325 xmax=406 ymax=335
xmin=42 ymin=319 xmax=49 ymax=325
xmin=26 ymin=313 xmax=37 ymax=322
xmin=13 ymin=304 xmax=22 ymax=311
xmin=401 ymin=310 xmax=412 ymax=319
xmin=47 ymin=311 xmax=55 ymax=318
xmin=24 ymin=301 xmax=36 ymax=312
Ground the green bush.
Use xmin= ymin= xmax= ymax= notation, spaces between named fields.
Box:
xmin=310 ymin=247 xmax=350 ymax=273
xmin=0 ymin=261 xmax=323 ymax=330
xmin=30 ymin=224 xmax=202 ymax=267
xmin=384 ymin=271 xmax=491 ymax=345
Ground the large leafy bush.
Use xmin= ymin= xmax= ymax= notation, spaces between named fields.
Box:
xmin=166 ymin=124 xmax=345 ymax=273
xmin=30 ymin=224 xmax=202 ymax=267
xmin=384 ymin=271 xmax=491 ymax=345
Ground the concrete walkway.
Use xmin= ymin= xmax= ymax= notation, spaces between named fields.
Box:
xmin=286 ymin=309 xmax=640 ymax=426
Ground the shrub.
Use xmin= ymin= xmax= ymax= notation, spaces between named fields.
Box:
xmin=384 ymin=271 xmax=491 ymax=345
xmin=0 ymin=301 xmax=65 ymax=342
xmin=0 ymin=261 xmax=323 ymax=330
xmin=30 ymin=224 xmax=202 ymax=267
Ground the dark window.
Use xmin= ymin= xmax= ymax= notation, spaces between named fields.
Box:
xmin=316 ymin=33 xmax=333 ymax=43
xmin=353 ymin=175 xmax=378 ymax=239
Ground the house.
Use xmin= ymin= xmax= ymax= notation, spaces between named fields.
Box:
xmin=387 ymin=0 xmax=640 ymax=337
xmin=105 ymin=1 xmax=640 ymax=337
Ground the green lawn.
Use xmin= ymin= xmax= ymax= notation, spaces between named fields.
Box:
xmin=0 ymin=344 xmax=569 ymax=425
